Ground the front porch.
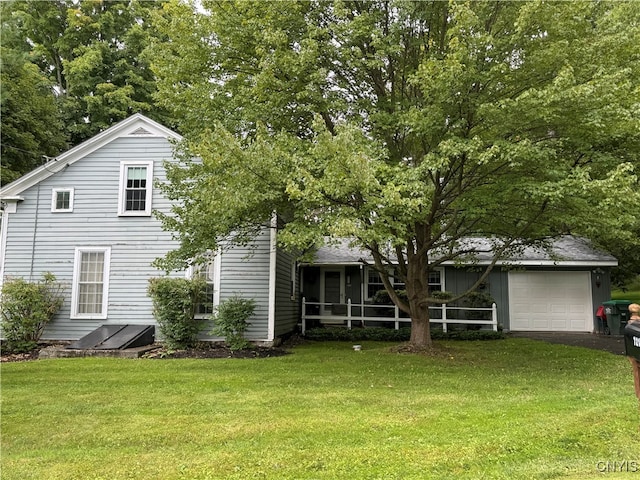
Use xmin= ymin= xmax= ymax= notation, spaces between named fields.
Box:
xmin=300 ymin=263 xmax=498 ymax=335
xmin=301 ymin=298 xmax=498 ymax=334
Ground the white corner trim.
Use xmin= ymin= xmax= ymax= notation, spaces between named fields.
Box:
xmin=0 ymin=209 xmax=10 ymax=289
xmin=267 ymin=215 xmax=278 ymax=341
xmin=213 ymin=249 xmax=222 ymax=308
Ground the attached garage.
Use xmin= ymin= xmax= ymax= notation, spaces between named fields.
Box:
xmin=508 ymin=271 xmax=593 ymax=332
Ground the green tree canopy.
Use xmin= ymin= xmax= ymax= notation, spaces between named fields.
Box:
xmin=150 ymin=0 xmax=640 ymax=347
xmin=1 ymin=0 xmax=170 ymax=182
xmin=0 ymin=29 xmax=67 ymax=184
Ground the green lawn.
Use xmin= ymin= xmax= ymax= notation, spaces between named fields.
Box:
xmin=612 ymin=276 xmax=640 ymax=304
xmin=2 ymin=339 xmax=639 ymax=480
xmin=612 ymin=290 xmax=640 ymax=305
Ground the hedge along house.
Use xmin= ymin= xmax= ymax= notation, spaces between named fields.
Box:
xmin=300 ymin=237 xmax=617 ymax=333
xmin=0 ymin=114 xmax=298 ymax=345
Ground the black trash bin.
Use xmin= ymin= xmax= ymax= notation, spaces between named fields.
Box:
xmin=624 ymin=322 xmax=640 ymax=361
xmin=602 ymin=300 xmax=632 ymax=335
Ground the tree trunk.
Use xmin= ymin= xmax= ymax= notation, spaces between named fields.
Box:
xmin=405 ymin=249 xmax=433 ymax=349
xmin=409 ymin=298 xmax=432 ymax=349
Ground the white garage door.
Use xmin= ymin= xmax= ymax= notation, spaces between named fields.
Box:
xmin=508 ymin=271 xmax=592 ymax=332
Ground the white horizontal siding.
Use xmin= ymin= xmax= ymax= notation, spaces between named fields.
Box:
xmin=2 ymin=136 xmax=182 ymax=340
xmin=215 ymin=231 xmax=272 ymax=341
xmin=3 ymin=134 xmax=294 ymax=342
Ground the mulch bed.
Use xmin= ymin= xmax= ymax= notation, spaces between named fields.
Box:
xmin=1 ymin=340 xmax=297 ymax=362
xmin=142 ymin=342 xmax=290 ymax=359
xmin=4 ymin=333 xmax=623 ymax=362
xmin=1 ymin=349 xmax=42 ymax=363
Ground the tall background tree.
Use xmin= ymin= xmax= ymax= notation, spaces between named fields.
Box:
xmin=1 ymin=34 xmax=67 ymax=184
xmin=0 ymin=0 xmax=170 ymax=184
xmin=149 ymin=0 xmax=640 ymax=348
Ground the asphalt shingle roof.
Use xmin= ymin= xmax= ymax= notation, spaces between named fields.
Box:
xmin=308 ymin=236 xmax=617 ymax=267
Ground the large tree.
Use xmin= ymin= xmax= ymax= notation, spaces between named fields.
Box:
xmin=0 ymin=1 xmax=67 ymax=184
xmin=150 ymin=0 xmax=640 ymax=348
xmin=1 ymin=0 xmax=170 ymax=157
xmin=0 ymin=23 xmax=67 ymax=184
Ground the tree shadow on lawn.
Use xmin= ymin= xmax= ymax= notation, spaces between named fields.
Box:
xmin=143 ymin=341 xmax=291 ymax=359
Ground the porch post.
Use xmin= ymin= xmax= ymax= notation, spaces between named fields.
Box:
xmin=302 ymin=297 xmax=306 ymax=335
xmin=347 ymin=298 xmax=352 ymax=330
xmin=491 ymin=303 xmax=498 ymax=332
xmin=442 ymin=303 xmax=447 ymax=333
xmin=394 ymin=304 xmax=399 ymax=330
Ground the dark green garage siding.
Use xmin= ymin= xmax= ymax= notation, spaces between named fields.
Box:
xmin=442 ymin=267 xmax=509 ymax=329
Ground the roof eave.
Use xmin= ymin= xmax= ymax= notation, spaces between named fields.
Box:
xmin=301 ymin=259 xmax=618 ymax=268
xmin=0 ymin=114 xmax=181 ymax=198
xmin=450 ymin=260 xmax=619 ymax=267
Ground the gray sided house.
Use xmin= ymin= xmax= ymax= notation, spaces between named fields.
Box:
xmin=300 ymin=237 xmax=617 ymax=333
xmin=0 ymin=114 xmax=298 ymax=344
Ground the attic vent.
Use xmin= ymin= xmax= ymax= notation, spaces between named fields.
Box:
xmin=129 ymin=127 xmax=154 ymax=136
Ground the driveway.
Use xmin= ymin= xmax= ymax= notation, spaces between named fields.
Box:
xmin=509 ymin=332 xmax=626 ymax=356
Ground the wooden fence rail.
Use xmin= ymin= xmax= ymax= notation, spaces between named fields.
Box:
xmin=301 ymin=298 xmax=498 ymax=335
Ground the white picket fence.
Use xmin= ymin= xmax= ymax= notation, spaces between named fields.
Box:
xmin=301 ymin=297 xmax=498 ymax=335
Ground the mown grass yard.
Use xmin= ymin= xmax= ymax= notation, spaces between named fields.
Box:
xmin=2 ymin=339 xmax=639 ymax=479
xmin=613 ymin=276 xmax=640 ymax=304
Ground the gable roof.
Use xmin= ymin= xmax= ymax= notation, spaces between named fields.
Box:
xmin=0 ymin=114 xmax=181 ymax=199
xmin=308 ymin=236 xmax=617 ymax=267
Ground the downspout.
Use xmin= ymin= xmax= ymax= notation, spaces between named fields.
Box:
xmin=360 ymin=264 xmax=364 ymax=318
xmin=29 ymin=183 xmax=42 ymax=281
xmin=213 ymin=248 xmax=222 ymax=309
xmin=267 ymin=214 xmax=278 ymax=342
xmin=0 ymin=207 xmax=8 ymax=289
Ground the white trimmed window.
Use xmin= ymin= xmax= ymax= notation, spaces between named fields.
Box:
xmin=118 ymin=161 xmax=153 ymax=216
xmin=366 ymin=267 xmax=443 ymax=299
xmin=366 ymin=267 xmax=404 ymax=300
xmin=189 ymin=256 xmax=220 ymax=319
xmin=428 ymin=269 xmax=444 ymax=293
xmin=366 ymin=268 xmax=387 ymax=300
xmin=51 ymin=188 xmax=74 ymax=212
xmin=71 ymin=247 xmax=111 ymax=319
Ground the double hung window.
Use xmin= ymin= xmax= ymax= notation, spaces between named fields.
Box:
xmin=190 ymin=256 xmax=220 ymax=318
xmin=366 ymin=267 xmax=443 ymax=300
xmin=366 ymin=268 xmax=387 ymax=300
xmin=428 ymin=269 xmax=443 ymax=293
xmin=193 ymin=262 xmax=216 ymax=317
xmin=118 ymin=161 xmax=153 ymax=216
xmin=366 ymin=268 xmax=405 ymax=300
xmin=71 ymin=247 xmax=111 ymax=319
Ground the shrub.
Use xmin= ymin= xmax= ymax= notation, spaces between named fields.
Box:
xmin=461 ymin=290 xmax=494 ymax=305
xmin=0 ymin=273 xmax=65 ymax=353
xmin=430 ymin=290 xmax=453 ymax=301
xmin=304 ymin=326 xmax=504 ymax=342
xmin=211 ymin=295 xmax=256 ymax=350
xmin=461 ymin=291 xmax=495 ymax=318
xmin=371 ymin=289 xmax=408 ymax=305
xmin=431 ymin=329 xmax=505 ymax=341
xmin=147 ymin=277 xmax=207 ymax=349
xmin=305 ymin=327 xmax=411 ymax=342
